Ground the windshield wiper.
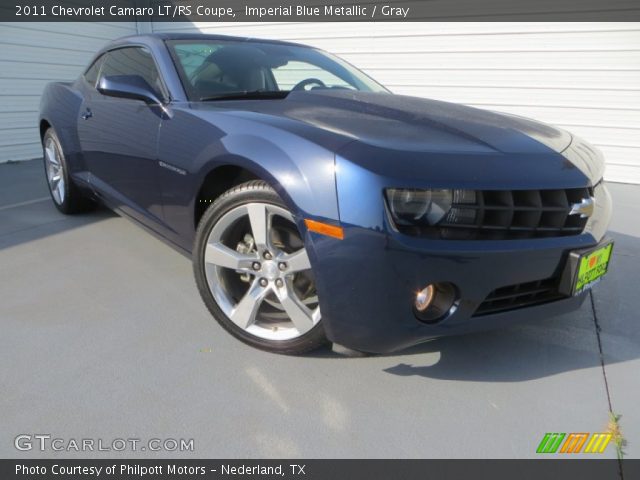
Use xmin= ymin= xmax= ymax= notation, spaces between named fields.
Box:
xmin=199 ymin=90 xmax=290 ymax=101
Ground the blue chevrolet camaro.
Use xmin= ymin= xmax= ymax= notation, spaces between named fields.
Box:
xmin=39 ymin=33 xmax=613 ymax=354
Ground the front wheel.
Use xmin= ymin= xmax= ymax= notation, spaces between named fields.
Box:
xmin=193 ymin=181 xmax=327 ymax=354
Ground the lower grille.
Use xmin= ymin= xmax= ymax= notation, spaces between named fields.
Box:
xmin=473 ymin=277 xmax=566 ymax=316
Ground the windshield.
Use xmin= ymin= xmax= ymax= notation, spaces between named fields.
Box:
xmin=166 ymin=39 xmax=388 ymax=101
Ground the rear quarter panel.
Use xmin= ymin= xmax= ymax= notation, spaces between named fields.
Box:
xmin=39 ymin=81 xmax=85 ymax=176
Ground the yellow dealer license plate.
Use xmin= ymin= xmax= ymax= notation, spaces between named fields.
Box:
xmin=573 ymin=242 xmax=613 ymax=295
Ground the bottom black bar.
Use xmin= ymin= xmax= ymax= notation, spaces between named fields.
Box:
xmin=1 ymin=459 xmax=637 ymax=480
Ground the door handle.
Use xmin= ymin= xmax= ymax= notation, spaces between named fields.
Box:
xmin=81 ymin=108 xmax=93 ymax=120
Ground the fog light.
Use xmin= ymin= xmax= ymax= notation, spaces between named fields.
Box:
xmin=415 ymin=285 xmax=435 ymax=312
xmin=413 ymin=282 xmax=458 ymax=324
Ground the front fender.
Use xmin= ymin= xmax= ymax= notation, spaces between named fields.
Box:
xmin=211 ymin=133 xmax=339 ymax=222
xmin=157 ymin=108 xmax=342 ymax=249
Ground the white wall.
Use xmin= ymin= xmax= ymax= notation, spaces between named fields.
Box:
xmin=154 ymin=22 xmax=640 ymax=184
xmin=0 ymin=22 xmax=138 ymax=161
xmin=1 ymin=21 xmax=639 ymax=184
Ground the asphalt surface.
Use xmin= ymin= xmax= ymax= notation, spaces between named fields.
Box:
xmin=0 ymin=159 xmax=638 ymax=468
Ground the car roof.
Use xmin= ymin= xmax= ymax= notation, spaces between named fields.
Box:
xmin=104 ymin=33 xmax=309 ymax=51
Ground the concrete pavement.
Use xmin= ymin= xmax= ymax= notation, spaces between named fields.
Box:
xmin=0 ymin=159 xmax=637 ymax=469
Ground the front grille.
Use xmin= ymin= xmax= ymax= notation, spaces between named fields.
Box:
xmin=401 ymin=186 xmax=593 ymax=240
xmin=442 ymin=187 xmax=592 ymax=240
xmin=473 ymin=277 xmax=566 ymax=316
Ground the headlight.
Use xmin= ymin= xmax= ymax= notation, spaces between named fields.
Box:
xmin=385 ymin=188 xmax=452 ymax=226
xmin=385 ymin=188 xmax=478 ymax=228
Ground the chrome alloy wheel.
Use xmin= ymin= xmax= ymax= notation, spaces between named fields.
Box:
xmin=44 ymin=137 xmax=65 ymax=205
xmin=204 ymin=202 xmax=321 ymax=341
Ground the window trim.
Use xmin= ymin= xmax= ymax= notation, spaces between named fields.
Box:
xmin=83 ymin=53 xmax=105 ymax=88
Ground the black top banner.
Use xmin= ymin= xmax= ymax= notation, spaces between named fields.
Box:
xmin=6 ymin=0 xmax=640 ymax=21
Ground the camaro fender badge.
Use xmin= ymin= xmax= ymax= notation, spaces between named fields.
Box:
xmin=158 ymin=161 xmax=187 ymax=176
xmin=569 ymin=196 xmax=595 ymax=218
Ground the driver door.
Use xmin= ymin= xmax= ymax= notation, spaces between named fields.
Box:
xmin=81 ymin=46 xmax=166 ymax=227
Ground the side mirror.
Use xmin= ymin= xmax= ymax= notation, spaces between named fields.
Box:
xmin=97 ymin=75 xmax=163 ymax=105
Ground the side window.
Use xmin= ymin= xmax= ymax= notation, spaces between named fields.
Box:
xmin=84 ymin=55 xmax=104 ymax=87
xmin=99 ymin=47 xmax=166 ymax=100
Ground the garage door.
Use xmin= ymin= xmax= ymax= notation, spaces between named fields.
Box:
xmin=2 ymin=22 xmax=638 ymax=184
xmin=152 ymin=22 xmax=640 ymax=184
xmin=0 ymin=22 xmax=138 ymax=162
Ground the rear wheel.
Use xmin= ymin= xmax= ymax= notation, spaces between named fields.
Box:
xmin=43 ymin=128 xmax=95 ymax=214
xmin=193 ymin=181 xmax=327 ymax=354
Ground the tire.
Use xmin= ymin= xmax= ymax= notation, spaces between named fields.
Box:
xmin=42 ymin=128 xmax=96 ymax=214
xmin=193 ymin=180 xmax=328 ymax=354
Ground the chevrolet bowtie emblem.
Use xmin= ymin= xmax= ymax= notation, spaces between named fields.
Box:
xmin=569 ymin=197 xmax=595 ymax=218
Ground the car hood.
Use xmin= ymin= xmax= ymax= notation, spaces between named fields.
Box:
xmin=197 ymin=90 xmax=572 ymax=155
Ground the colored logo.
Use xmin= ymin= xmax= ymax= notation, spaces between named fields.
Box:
xmin=536 ymin=432 xmax=612 ymax=454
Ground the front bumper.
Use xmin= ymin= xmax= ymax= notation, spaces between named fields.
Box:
xmin=306 ymin=185 xmax=612 ymax=354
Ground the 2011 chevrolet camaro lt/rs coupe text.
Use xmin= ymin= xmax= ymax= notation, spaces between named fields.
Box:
xmin=39 ymin=33 xmax=613 ymax=354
